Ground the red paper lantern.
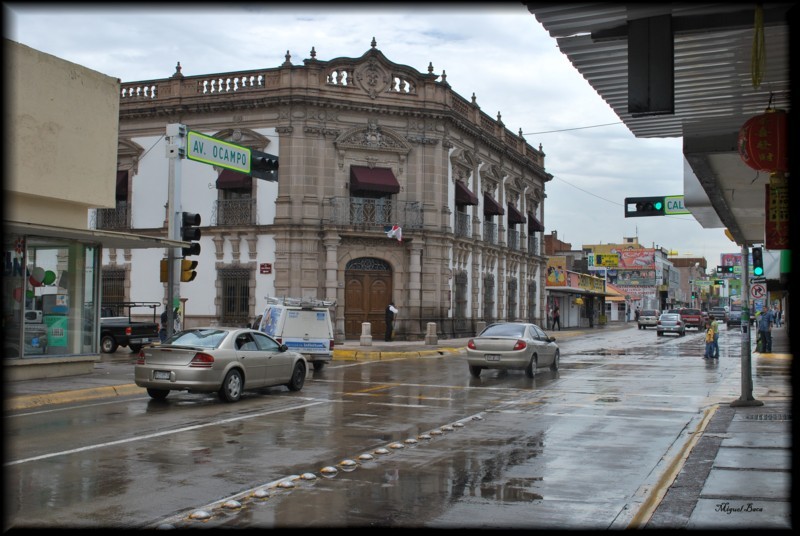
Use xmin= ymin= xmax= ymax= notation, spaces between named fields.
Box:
xmin=738 ymin=109 xmax=788 ymax=172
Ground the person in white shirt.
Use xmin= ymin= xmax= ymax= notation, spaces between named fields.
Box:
xmin=385 ymin=301 xmax=398 ymax=341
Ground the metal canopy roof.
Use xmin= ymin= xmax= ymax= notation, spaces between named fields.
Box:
xmin=526 ymin=3 xmax=793 ymax=247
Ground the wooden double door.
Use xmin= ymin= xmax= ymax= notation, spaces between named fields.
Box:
xmin=344 ymin=268 xmax=392 ymax=340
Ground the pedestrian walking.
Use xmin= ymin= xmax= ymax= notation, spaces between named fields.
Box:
xmin=757 ymin=307 xmax=775 ymax=353
xmin=159 ymin=308 xmax=169 ymax=343
xmin=552 ymin=304 xmax=561 ymax=331
xmin=385 ymin=301 xmax=398 ymax=341
xmin=703 ymin=320 xmax=714 ymax=359
xmin=710 ymin=315 xmax=719 ymax=358
xmin=774 ymin=305 xmax=782 ymax=327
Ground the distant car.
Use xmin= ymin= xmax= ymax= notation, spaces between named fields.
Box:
xmin=709 ymin=307 xmax=727 ymax=323
xmin=134 ymin=327 xmax=307 ymax=402
xmin=678 ymin=308 xmax=704 ymax=330
xmin=638 ymin=309 xmax=659 ymax=329
xmin=726 ymin=304 xmax=755 ymax=328
xmin=657 ymin=313 xmax=686 ymax=337
xmin=466 ymin=322 xmax=559 ymax=378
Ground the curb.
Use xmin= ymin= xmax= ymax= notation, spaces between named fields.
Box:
xmin=332 ymin=347 xmax=464 ymax=361
xmin=5 ymin=383 xmax=145 ymax=411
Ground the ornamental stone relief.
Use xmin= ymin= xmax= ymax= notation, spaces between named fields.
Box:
xmin=355 ymin=59 xmax=390 ymax=99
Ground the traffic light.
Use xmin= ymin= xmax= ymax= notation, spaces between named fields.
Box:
xmin=180 ymin=259 xmax=198 ymax=282
xmin=250 ymin=149 xmax=278 ymax=181
xmin=181 ymin=212 xmax=201 ymax=257
xmin=714 ymin=279 xmax=724 ymax=285
xmin=624 ymin=196 xmax=665 ymax=217
xmin=751 ymin=247 xmax=764 ymax=276
xmin=691 ymin=292 xmax=696 ymax=299
xmin=160 ymin=259 xmax=168 ymax=283
xmin=716 ymin=265 xmax=735 ymax=274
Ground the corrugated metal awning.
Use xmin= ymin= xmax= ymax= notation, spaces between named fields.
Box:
xmin=528 ymin=212 xmax=544 ymax=233
xmin=5 ymin=221 xmax=187 ymax=250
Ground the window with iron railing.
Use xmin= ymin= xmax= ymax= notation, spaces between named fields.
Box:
xmin=454 ymin=271 xmax=468 ymax=330
xmin=96 ymin=203 xmax=129 ymax=230
xmin=455 ymin=210 xmax=471 ymax=238
xmin=483 ymin=274 xmax=495 ymax=323
xmin=528 ymin=235 xmax=539 ymax=255
xmin=213 ymin=198 xmax=257 ymax=226
xmin=483 ymin=220 xmax=498 ymax=245
xmin=507 ymin=278 xmax=518 ymax=321
xmin=507 ymin=228 xmax=520 ymax=250
xmin=219 ymin=268 xmax=251 ymax=327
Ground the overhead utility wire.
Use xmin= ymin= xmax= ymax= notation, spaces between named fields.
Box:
xmin=522 ymin=121 xmax=623 ymax=136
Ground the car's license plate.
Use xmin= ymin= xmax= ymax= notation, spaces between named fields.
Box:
xmin=485 ymin=354 xmax=501 ymax=361
xmin=154 ymin=370 xmax=170 ymax=380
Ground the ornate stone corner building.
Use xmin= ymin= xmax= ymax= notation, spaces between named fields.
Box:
xmin=106 ymin=40 xmax=551 ymax=341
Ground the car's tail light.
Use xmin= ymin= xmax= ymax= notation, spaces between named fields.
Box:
xmin=125 ymin=326 xmax=132 ymax=336
xmin=189 ymin=353 xmax=215 ymax=368
xmin=467 ymin=339 xmax=476 ymax=350
xmin=329 ymin=339 xmax=334 ymax=351
xmin=513 ymin=340 xmax=527 ymax=351
xmin=276 ymin=337 xmax=282 ymax=344
xmin=136 ymin=349 xmax=146 ymax=364
xmin=657 ymin=321 xmax=662 ymax=326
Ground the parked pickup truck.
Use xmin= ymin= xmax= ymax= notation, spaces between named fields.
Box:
xmin=99 ymin=302 xmax=160 ymax=354
xmin=678 ymin=308 xmax=704 ymax=330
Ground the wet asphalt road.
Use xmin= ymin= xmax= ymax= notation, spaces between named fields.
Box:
xmin=4 ymin=325 xmax=769 ymax=529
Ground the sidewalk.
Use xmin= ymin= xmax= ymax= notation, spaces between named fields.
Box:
xmin=3 ymin=321 xmax=792 ymax=529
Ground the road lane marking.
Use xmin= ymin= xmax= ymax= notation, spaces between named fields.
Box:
xmin=4 ymin=401 xmax=326 ymax=467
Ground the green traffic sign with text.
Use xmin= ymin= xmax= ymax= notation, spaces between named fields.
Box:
xmin=664 ymin=195 xmax=691 ymax=215
xmin=187 ymin=131 xmax=250 ymax=173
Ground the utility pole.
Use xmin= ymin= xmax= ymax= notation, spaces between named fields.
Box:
xmin=165 ymin=124 xmax=186 ymax=337
xmin=732 ymin=243 xmax=762 ymax=407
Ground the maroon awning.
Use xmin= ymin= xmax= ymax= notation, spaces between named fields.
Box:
xmin=528 ymin=212 xmax=545 ymax=233
xmin=216 ymin=169 xmax=252 ymax=189
xmin=483 ymin=193 xmax=504 ymax=216
xmin=115 ymin=170 xmax=128 ymax=200
xmin=350 ymin=166 xmax=401 ymax=194
xmin=507 ymin=203 xmax=526 ymax=225
xmin=455 ymin=180 xmax=479 ymax=206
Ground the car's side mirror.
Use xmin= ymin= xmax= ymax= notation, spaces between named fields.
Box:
xmin=549 ymin=337 xmax=556 ymax=343
xmin=279 ymin=344 xmax=289 ymax=352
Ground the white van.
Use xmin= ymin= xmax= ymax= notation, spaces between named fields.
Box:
xmin=256 ymin=297 xmax=335 ymax=371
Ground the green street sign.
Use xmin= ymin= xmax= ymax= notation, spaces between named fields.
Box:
xmin=664 ymin=195 xmax=691 ymax=215
xmin=187 ymin=131 xmax=250 ymax=173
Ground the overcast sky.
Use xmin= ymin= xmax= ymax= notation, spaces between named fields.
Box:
xmin=4 ymin=2 xmax=739 ymax=271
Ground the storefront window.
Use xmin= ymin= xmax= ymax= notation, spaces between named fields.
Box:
xmin=3 ymin=235 xmax=99 ymax=358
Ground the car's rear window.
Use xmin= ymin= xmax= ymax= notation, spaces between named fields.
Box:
xmin=167 ymin=329 xmax=226 ymax=348
xmin=682 ymin=309 xmax=701 ymax=315
xmin=480 ymin=324 xmax=526 ymax=337
xmin=642 ymin=310 xmax=658 ymax=316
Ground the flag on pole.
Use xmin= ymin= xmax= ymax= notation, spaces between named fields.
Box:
xmin=385 ymin=224 xmax=402 ymax=242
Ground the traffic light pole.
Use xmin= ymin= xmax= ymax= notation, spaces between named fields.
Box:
xmin=165 ymin=124 xmax=186 ymax=338
xmin=732 ymin=242 xmax=762 ymax=407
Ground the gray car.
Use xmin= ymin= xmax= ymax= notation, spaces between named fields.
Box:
xmin=134 ymin=327 xmax=307 ymax=402
xmin=466 ymin=322 xmax=559 ymax=378
xmin=656 ymin=313 xmax=686 ymax=337
xmin=638 ymin=309 xmax=659 ymax=329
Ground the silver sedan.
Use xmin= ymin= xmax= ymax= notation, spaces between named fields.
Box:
xmin=134 ymin=327 xmax=307 ymax=402
xmin=466 ymin=322 xmax=559 ymax=378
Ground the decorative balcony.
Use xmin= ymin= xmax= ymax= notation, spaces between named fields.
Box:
xmin=483 ymin=221 xmax=498 ymax=245
xmin=327 ymin=197 xmax=423 ymax=230
xmin=454 ymin=211 xmax=471 ymax=238
xmin=507 ymin=228 xmax=520 ymax=250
